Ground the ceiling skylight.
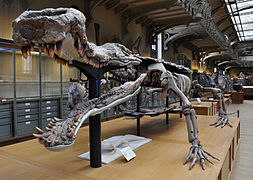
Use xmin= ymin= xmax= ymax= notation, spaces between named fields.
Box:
xmin=225 ymin=0 xmax=253 ymax=41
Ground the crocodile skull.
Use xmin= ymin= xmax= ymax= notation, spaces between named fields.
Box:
xmin=12 ymin=8 xmax=142 ymax=68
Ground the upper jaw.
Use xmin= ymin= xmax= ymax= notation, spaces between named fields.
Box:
xmin=12 ymin=8 xmax=87 ymax=46
xmin=12 ymin=8 xmax=88 ymax=65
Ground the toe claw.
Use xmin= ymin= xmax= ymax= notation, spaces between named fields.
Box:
xmin=203 ymin=150 xmax=220 ymax=161
xmin=201 ymin=158 xmax=205 ymax=170
xmin=189 ymin=149 xmax=198 ymax=170
xmin=35 ymin=127 xmax=44 ymax=133
xmin=33 ymin=133 xmax=43 ymax=139
xmin=184 ymin=147 xmax=193 ymax=165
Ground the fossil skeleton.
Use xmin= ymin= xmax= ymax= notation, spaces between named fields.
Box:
xmin=12 ymin=8 xmax=232 ymax=170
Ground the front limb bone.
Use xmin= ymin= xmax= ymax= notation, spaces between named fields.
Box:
xmin=157 ymin=69 xmax=219 ymax=170
xmin=192 ymin=81 xmax=232 ymax=128
xmin=182 ymin=106 xmax=219 ymax=170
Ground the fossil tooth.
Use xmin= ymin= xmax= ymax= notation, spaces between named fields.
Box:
xmin=36 ymin=127 xmax=44 ymax=133
xmin=51 ymin=119 xmax=56 ymax=123
xmin=46 ymin=127 xmax=51 ymax=131
xmin=33 ymin=133 xmax=43 ymax=139
xmin=30 ymin=43 xmax=34 ymax=51
xmin=74 ymin=114 xmax=80 ymax=122
xmin=68 ymin=125 xmax=72 ymax=132
xmin=21 ymin=47 xmax=28 ymax=59
xmin=53 ymin=117 xmax=62 ymax=121
xmin=27 ymin=46 xmax=31 ymax=55
xmin=62 ymin=60 xmax=67 ymax=65
xmin=82 ymin=56 xmax=89 ymax=64
xmin=44 ymin=44 xmax=48 ymax=54
xmin=43 ymin=137 xmax=51 ymax=144
xmin=67 ymin=63 xmax=74 ymax=68
xmin=56 ymin=41 xmax=63 ymax=56
xmin=68 ymin=133 xmax=74 ymax=138
xmin=48 ymin=43 xmax=55 ymax=57
xmin=76 ymin=36 xmax=84 ymax=57
xmin=55 ymin=140 xmax=59 ymax=144
xmin=38 ymin=44 xmax=44 ymax=52
xmin=48 ymin=124 xmax=53 ymax=128
xmin=70 ymin=121 xmax=74 ymax=127
xmin=49 ymin=122 xmax=54 ymax=126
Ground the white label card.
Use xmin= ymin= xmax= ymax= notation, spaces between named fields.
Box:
xmin=120 ymin=146 xmax=136 ymax=161
xmin=25 ymin=103 xmax=30 ymax=106
xmin=46 ymin=107 xmax=51 ymax=110
xmin=46 ymin=101 xmax=51 ymax=104
xmin=25 ymin=109 xmax=30 ymax=112
xmin=197 ymin=98 xmax=201 ymax=103
xmin=25 ymin=121 xmax=31 ymax=125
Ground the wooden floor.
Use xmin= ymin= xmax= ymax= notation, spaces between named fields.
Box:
xmin=0 ymin=114 xmax=239 ymax=180
xmin=229 ymin=100 xmax=253 ymax=180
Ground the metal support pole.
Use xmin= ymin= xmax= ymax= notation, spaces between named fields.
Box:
xmin=211 ymin=102 xmax=213 ymax=116
xmin=237 ymin=110 xmax=239 ymax=118
xmin=166 ymin=96 xmax=169 ymax=124
xmin=12 ymin=50 xmax=17 ymax=137
xmin=180 ymin=98 xmax=183 ymax=118
xmin=89 ymin=75 xmax=101 ymax=168
xmin=60 ymin=64 xmax=63 ymax=118
xmin=136 ymin=91 xmax=141 ymax=136
xmin=38 ymin=52 xmax=42 ymax=128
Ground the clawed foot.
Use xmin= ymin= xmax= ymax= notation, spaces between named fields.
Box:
xmin=209 ymin=115 xmax=232 ymax=128
xmin=184 ymin=139 xmax=219 ymax=170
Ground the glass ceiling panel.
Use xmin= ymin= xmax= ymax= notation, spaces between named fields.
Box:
xmin=225 ymin=0 xmax=253 ymax=42
xmin=243 ymin=31 xmax=253 ymax=36
xmin=242 ymin=23 xmax=253 ymax=29
xmin=240 ymin=15 xmax=253 ymax=24
xmin=245 ymin=37 xmax=253 ymax=41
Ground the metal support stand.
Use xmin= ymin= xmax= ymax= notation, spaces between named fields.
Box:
xmin=89 ymin=76 xmax=101 ymax=168
xmin=136 ymin=91 xmax=141 ymax=136
xmin=166 ymin=96 xmax=169 ymax=124
xmin=237 ymin=110 xmax=240 ymax=118
xmin=180 ymin=99 xmax=183 ymax=118
xmin=211 ymin=102 xmax=213 ymax=116
xmin=39 ymin=52 xmax=42 ymax=128
xmin=12 ymin=50 xmax=17 ymax=137
xmin=72 ymin=60 xmax=123 ymax=168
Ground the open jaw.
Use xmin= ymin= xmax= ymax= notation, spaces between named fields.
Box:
xmin=33 ymin=74 xmax=147 ymax=151
xmin=12 ymin=8 xmax=142 ymax=68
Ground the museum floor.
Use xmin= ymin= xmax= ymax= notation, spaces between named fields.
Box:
xmin=0 ymin=107 xmax=242 ymax=180
xmin=229 ymin=100 xmax=253 ymax=180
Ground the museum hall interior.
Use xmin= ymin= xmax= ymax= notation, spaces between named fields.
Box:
xmin=0 ymin=0 xmax=253 ymax=179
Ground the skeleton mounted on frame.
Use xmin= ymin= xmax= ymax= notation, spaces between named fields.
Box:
xmin=12 ymin=8 xmax=233 ymax=170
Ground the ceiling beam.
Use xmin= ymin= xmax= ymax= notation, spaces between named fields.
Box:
xmin=149 ymin=12 xmax=188 ymax=19
xmin=216 ymin=15 xmax=229 ymax=26
xmin=182 ymin=42 xmax=199 ymax=51
xmin=152 ymin=18 xmax=200 ymax=35
xmin=133 ymin=8 xmax=183 ymax=25
xmin=153 ymin=14 xmax=189 ymax=21
xmin=114 ymin=3 xmax=128 ymax=14
xmin=105 ymin=0 xmax=120 ymax=10
xmin=221 ymin=25 xmax=233 ymax=33
xmin=211 ymin=4 xmax=224 ymax=15
xmin=124 ymin=0 xmax=177 ymax=24
xmin=154 ymin=16 xmax=198 ymax=26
